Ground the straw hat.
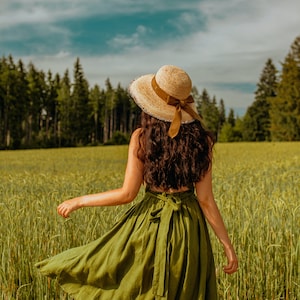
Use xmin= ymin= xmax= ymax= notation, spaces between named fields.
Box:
xmin=129 ymin=65 xmax=202 ymax=138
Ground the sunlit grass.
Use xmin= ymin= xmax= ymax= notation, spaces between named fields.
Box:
xmin=0 ymin=143 xmax=299 ymax=299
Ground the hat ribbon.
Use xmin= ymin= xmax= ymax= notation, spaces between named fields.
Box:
xmin=151 ymin=76 xmax=202 ymax=138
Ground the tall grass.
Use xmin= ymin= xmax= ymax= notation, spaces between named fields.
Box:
xmin=0 ymin=143 xmax=299 ymax=299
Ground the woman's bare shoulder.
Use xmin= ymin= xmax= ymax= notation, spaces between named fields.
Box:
xmin=128 ymin=128 xmax=142 ymax=155
xmin=130 ymin=128 xmax=142 ymax=144
xmin=132 ymin=128 xmax=142 ymax=136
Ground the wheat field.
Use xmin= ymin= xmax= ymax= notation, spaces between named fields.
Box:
xmin=0 ymin=142 xmax=299 ymax=299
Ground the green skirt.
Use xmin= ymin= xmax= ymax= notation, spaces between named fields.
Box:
xmin=36 ymin=190 xmax=217 ymax=299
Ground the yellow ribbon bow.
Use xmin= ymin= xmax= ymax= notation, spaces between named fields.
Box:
xmin=151 ymin=77 xmax=203 ymax=138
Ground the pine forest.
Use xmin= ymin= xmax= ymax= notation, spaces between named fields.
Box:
xmin=1 ymin=36 xmax=300 ymax=149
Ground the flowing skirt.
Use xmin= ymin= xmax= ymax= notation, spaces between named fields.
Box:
xmin=36 ymin=190 xmax=217 ymax=299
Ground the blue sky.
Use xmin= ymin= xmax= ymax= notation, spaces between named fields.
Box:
xmin=1 ymin=0 xmax=300 ymax=116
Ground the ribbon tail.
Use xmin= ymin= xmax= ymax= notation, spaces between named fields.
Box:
xmin=152 ymin=208 xmax=173 ymax=297
xmin=168 ymin=106 xmax=182 ymax=138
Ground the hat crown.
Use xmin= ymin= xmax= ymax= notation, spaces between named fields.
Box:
xmin=155 ymin=65 xmax=192 ymax=100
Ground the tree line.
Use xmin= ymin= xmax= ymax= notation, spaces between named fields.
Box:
xmin=0 ymin=36 xmax=299 ymax=149
xmin=0 ymin=58 xmax=141 ymax=149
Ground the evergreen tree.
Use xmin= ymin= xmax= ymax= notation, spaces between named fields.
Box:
xmin=71 ymin=58 xmax=90 ymax=145
xmin=57 ymin=69 xmax=72 ymax=146
xmin=115 ymin=83 xmax=131 ymax=135
xmin=243 ymin=59 xmax=277 ymax=141
xmin=129 ymin=97 xmax=141 ymax=133
xmin=0 ymin=56 xmax=18 ymax=148
xmin=197 ymin=89 xmax=219 ymax=138
xmin=218 ymin=99 xmax=226 ymax=129
xmin=209 ymin=96 xmax=221 ymax=139
xmin=270 ymin=36 xmax=300 ymax=141
xmin=0 ymin=56 xmax=29 ymax=148
xmin=198 ymin=88 xmax=210 ymax=114
xmin=40 ymin=70 xmax=60 ymax=146
xmin=52 ymin=73 xmax=61 ymax=146
xmin=0 ymin=58 xmax=3 ymax=147
xmin=89 ymin=84 xmax=104 ymax=144
xmin=227 ymin=108 xmax=235 ymax=127
xmin=103 ymin=78 xmax=116 ymax=143
xmin=26 ymin=63 xmax=47 ymax=146
xmin=13 ymin=59 xmax=29 ymax=148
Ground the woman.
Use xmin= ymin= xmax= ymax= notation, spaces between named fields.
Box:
xmin=36 ymin=65 xmax=238 ymax=299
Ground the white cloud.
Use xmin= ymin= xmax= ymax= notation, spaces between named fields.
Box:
xmin=0 ymin=1 xmax=79 ymax=28
xmin=168 ymin=11 xmax=202 ymax=33
xmin=54 ymin=51 xmax=72 ymax=59
xmin=107 ymin=25 xmax=150 ymax=49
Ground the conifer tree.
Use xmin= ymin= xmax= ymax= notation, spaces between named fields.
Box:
xmin=103 ymin=78 xmax=116 ymax=143
xmin=41 ymin=70 xmax=60 ymax=146
xmin=198 ymin=89 xmax=220 ymax=138
xmin=270 ymin=36 xmax=300 ymax=141
xmin=57 ymin=69 xmax=72 ymax=146
xmin=115 ymin=83 xmax=131 ymax=134
xmin=227 ymin=108 xmax=235 ymax=127
xmin=89 ymin=84 xmax=104 ymax=144
xmin=206 ymin=95 xmax=220 ymax=139
xmin=26 ymin=63 xmax=47 ymax=146
xmin=71 ymin=58 xmax=90 ymax=145
xmin=52 ymin=73 xmax=61 ymax=145
xmin=0 ymin=56 xmax=19 ymax=148
xmin=218 ymin=99 xmax=226 ymax=129
xmin=13 ymin=59 xmax=29 ymax=148
xmin=243 ymin=58 xmax=277 ymax=141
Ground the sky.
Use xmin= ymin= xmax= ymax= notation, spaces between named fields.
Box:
xmin=1 ymin=0 xmax=300 ymax=116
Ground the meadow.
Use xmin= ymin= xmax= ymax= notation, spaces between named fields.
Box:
xmin=0 ymin=142 xmax=299 ymax=299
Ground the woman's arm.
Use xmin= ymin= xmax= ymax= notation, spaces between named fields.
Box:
xmin=195 ymin=167 xmax=238 ymax=274
xmin=57 ymin=129 xmax=144 ymax=218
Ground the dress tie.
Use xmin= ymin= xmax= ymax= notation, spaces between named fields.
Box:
xmin=148 ymin=192 xmax=183 ymax=297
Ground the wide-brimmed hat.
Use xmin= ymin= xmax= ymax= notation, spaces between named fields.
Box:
xmin=129 ymin=65 xmax=202 ymax=138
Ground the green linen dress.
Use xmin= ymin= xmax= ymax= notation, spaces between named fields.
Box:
xmin=36 ymin=189 xmax=217 ymax=299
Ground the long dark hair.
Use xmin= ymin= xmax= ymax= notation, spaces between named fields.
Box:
xmin=137 ymin=112 xmax=215 ymax=190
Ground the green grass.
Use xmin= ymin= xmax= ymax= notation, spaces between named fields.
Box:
xmin=0 ymin=143 xmax=299 ymax=299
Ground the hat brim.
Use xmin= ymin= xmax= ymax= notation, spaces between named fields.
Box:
xmin=129 ymin=74 xmax=197 ymax=123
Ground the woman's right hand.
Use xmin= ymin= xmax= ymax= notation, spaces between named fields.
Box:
xmin=57 ymin=198 xmax=81 ymax=218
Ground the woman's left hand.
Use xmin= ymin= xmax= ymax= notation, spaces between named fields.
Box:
xmin=223 ymin=245 xmax=238 ymax=274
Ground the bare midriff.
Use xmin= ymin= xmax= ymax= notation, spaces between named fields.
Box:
xmin=149 ymin=186 xmax=191 ymax=194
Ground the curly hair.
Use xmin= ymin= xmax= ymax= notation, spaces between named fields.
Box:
xmin=137 ymin=112 xmax=215 ymax=190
